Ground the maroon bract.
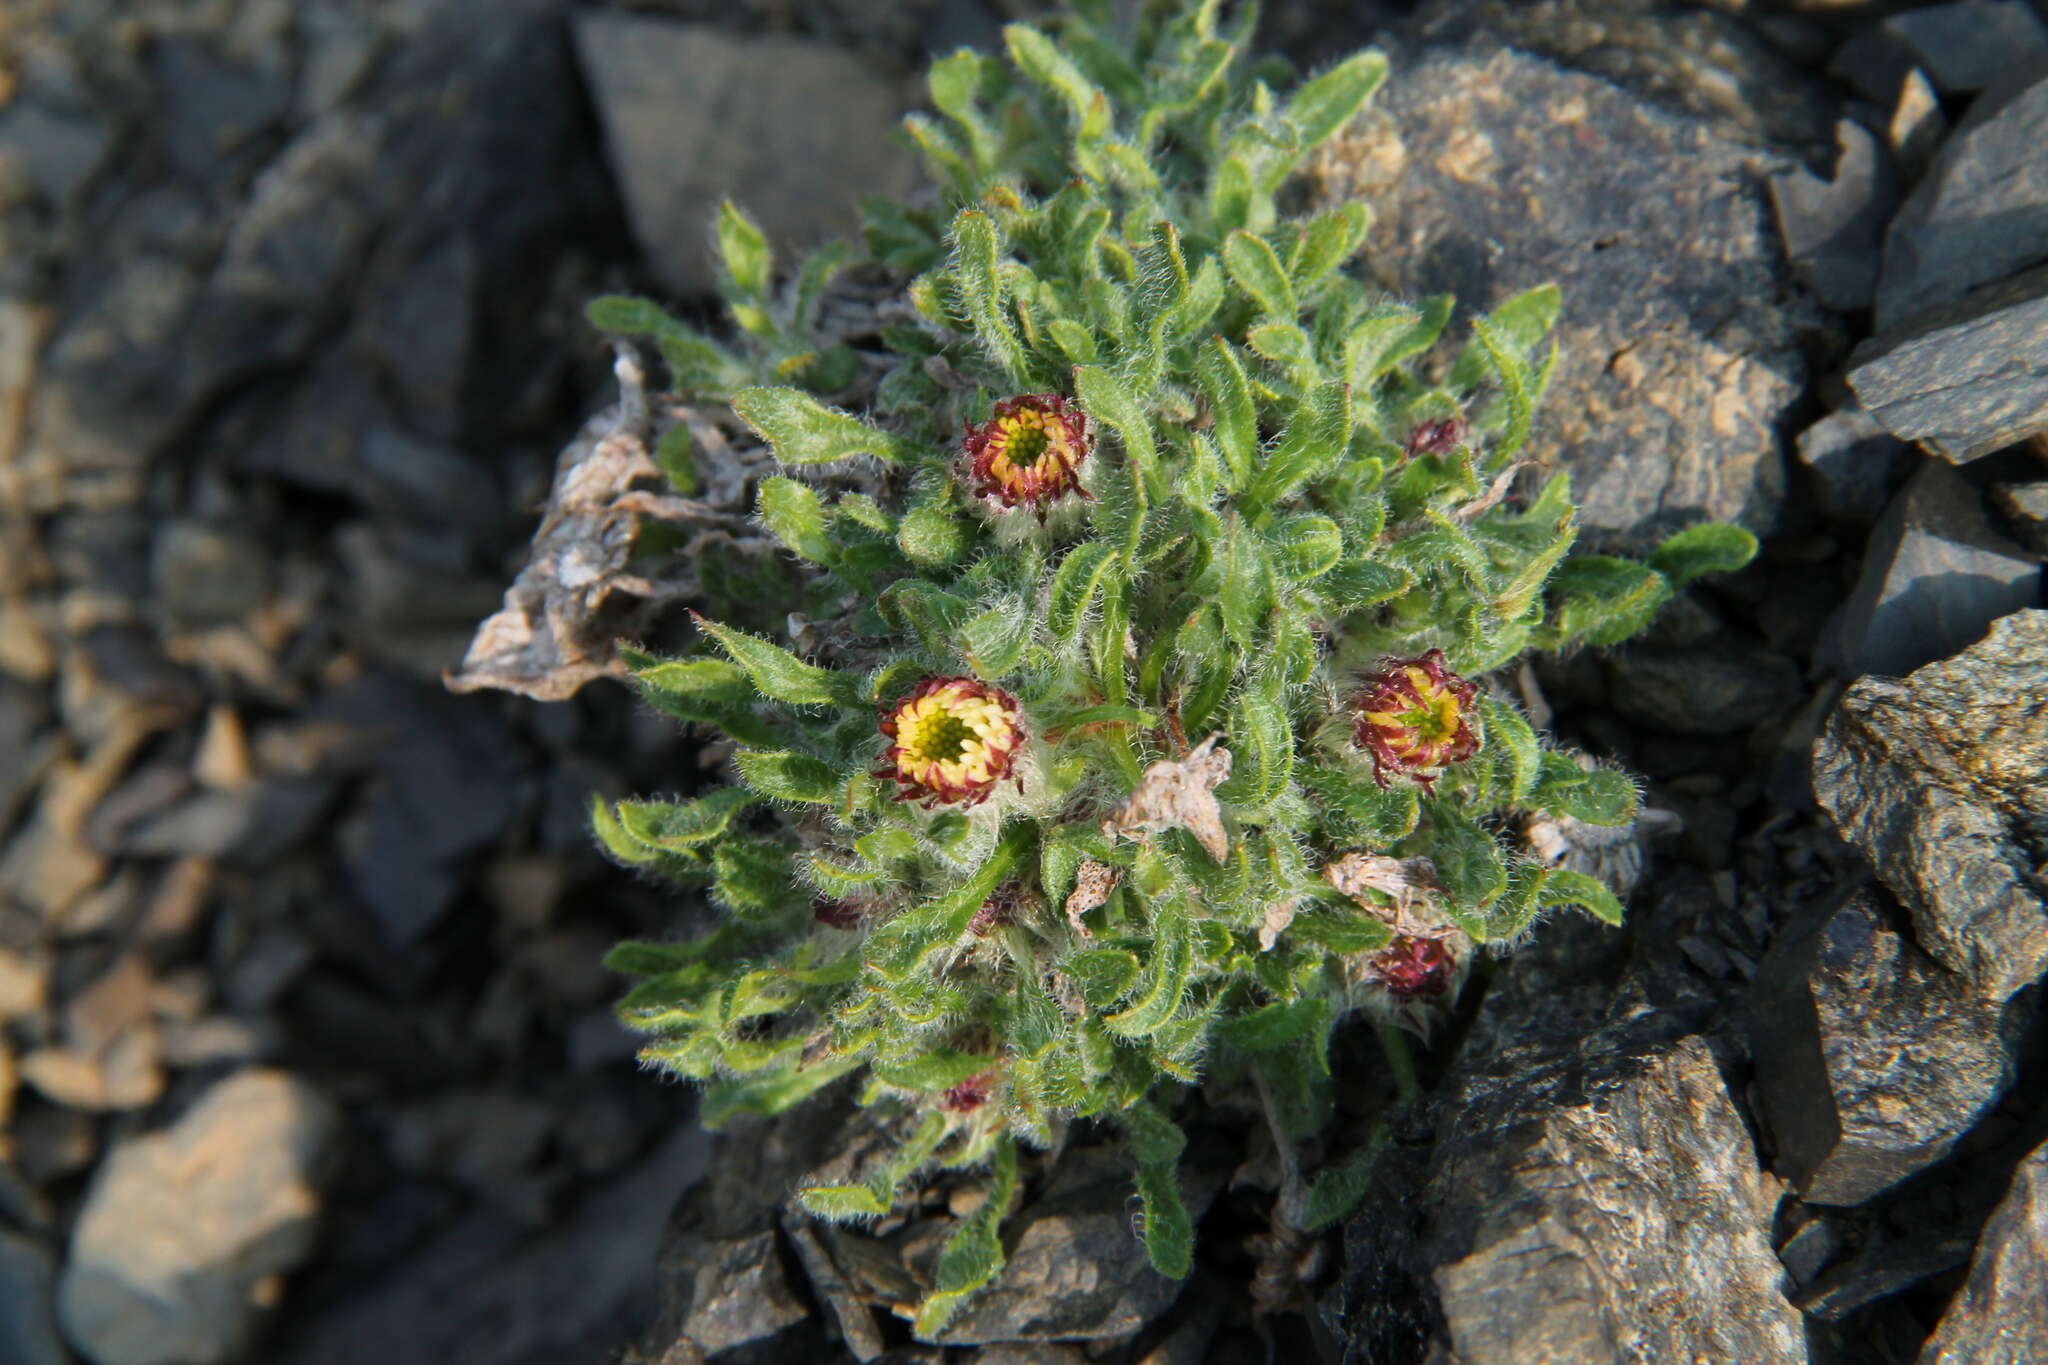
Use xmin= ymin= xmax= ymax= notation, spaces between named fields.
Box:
xmin=1352 ymin=649 xmax=1480 ymax=792
xmin=813 ymin=896 xmax=864 ymax=930
xmin=963 ymin=394 xmax=1093 ymax=518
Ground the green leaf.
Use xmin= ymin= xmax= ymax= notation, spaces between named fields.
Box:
xmin=963 ymin=599 xmax=1031 ymax=678
xmin=1539 ymin=867 xmax=1627 ymax=926
xmin=950 ymin=209 xmax=1033 ymax=383
xmin=1266 ymin=514 xmax=1344 ymax=581
xmin=1066 ymin=948 xmax=1141 ymax=1007
xmin=876 ymin=1049 xmax=998 ymax=1092
xmin=692 ymin=614 xmax=863 ymax=707
xmin=1289 ymin=203 xmax=1372 ymax=291
xmin=593 ymin=794 xmax=659 ymax=865
xmin=1282 ymin=50 xmax=1389 ymax=148
xmin=1223 ymin=229 xmax=1298 ymax=319
xmin=734 ymin=750 xmax=842 ymax=804
xmin=1120 ymin=1100 xmax=1188 ymax=1167
xmin=1303 ymin=1127 xmax=1392 ymax=1231
xmin=1217 ymin=679 xmax=1292 ymax=808
xmin=1539 ymin=765 xmax=1638 ymax=826
xmin=653 ymin=423 xmax=698 ymax=495
xmin=1244 ymin=381 xmax=1348 ymax=516
xmin=1651 ymin=523 xmax=1759 ymax=588
xmin=897 ymin=506 xmax=966 ymax=568
xmin=757 ymin=477 xmax=834 ymax=565
xmin=712 ymin=837 xmax=800 ymax=919
xmin=1134 ymin=1161 xmax=1194 ymax=1279
xmin=731 ymin=387 xmax=919 ymax=465
xmin=1005 ymin=23 xmax=1105 ymax=129
xmin=1074 ymin=363 xmax=1158 ymax=473
xmin=1048 ymin=541 xmax=1121 ymax=645
xmin=1105 ymin=898 xmax=1191 ymax=1038
xmin=798 ymin=1184 xmax=891 ymax=1221
xmin=1196 ymin=339 xmax=1259 ymax=493
xmin=1448 ymin=283 xmax=1561 ymax=394
xmin=1469 ymin=316 xmax=1535 ymax=458
xmin=585 ymin=294 xmax=671 ymax=335
xmin=614 ymin=787 xmax=756 ymax=853
xmin=913 ymin=1139 xmax=1020 ymax=1338
xmin=1346 ymin=294 xmax=1452 ymax=385
xmin=1221 ymin=996 xmax=1331 ymax=1053
xmin=716 ymin=199 xmax=773 ymax=302
xmin=1479 ymin=696 xmax=1541 ymax=805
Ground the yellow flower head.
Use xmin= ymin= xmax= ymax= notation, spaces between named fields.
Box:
xmin=877 ymin=676 xmax=1026 ymax=808
xmin=963 ymin=394 xmax=1093 ymax=518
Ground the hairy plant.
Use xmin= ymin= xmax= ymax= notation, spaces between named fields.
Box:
xmin=585 ymin=0 xmax=1756 ymax=1335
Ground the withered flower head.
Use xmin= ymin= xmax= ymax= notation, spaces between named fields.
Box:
xmin=963 ymin=394 xmax=1093 ymax=517
xmin=941 ymin=1072 xmax=996 ymax=1113
xmin=1406 ymin=417 xmax=1466 ymax=457
xmin=877 ymin=677 xmax=1026 ymax=809
xmin=969 ymin=883 xmax=1022 ymax=938
xmin=1363 ymin=934 xmax=1458 ymax=1000
xmin=1352 ymin=649 xmax=1479 ymax=791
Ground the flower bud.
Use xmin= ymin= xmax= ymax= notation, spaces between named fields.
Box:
xmin=963 ymin=394 xmax=1093 ymax=519
xmin=1352 ymin=649 xmax=1480 ymax=792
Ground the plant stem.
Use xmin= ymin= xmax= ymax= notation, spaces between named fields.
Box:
xmin=1375 ymin=1020 xmax=1422 ymax=1105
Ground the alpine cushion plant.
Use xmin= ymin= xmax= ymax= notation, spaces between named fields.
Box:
xmin=584 ymin=0 xmax=1759 ymax=1336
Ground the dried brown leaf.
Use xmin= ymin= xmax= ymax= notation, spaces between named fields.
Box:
xmin=1100 ymin=733 xmax=1233 ymax=862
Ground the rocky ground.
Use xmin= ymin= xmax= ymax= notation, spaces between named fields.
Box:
xmin=0 ymin=1 xmax=2044 ymax=1364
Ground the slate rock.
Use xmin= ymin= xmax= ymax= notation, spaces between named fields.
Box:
xmin=1421 ymin=1031 xmax=1801 ymax=1361
xmin=0 ymin=1227 xmax=68 ymax=1365
xmin=936 ymin=1145 xmax=1211 ymax=1345
xmin=1747 ymin=891 xmax=2015 ymax=1207
xmin=1918 ymin=1138 xmax=2048 ymax=1364
xmin=1991 ymin=479 xmax=2048 ymax=555
xmin=573 ymin=14 xmax=923 ymax=298
xmin=59 ymin=1069 xmax=341 ymax=1365
xmin=1411 ymin=0 xmax=1841 ymax=155
xmin=1875 ymin=72 xmax=2048 ymax=332
xmin=279 ymin=1126 xmax=711 ymax=1365
xmin=1813 ymin=609 xmax=2048 ymax=1002
xmin=1821 ymin=461 xmax=2040 ymax=681
xmin=1603 ymin=638 xmax=1805 ymax=736
xmin=1318 ymin=39 xmax=1820 ymax=539
xmin=1341 ymin=915 xmax=1804 ymax=1364
xmin=151 ymin=520 xmax=273 ymax=624
xmin=1855 ymin=264 xmax=2048 ymax=462
xmin=1770 ymin=118 xmax=1901 ymax=313
xmin=660 ymin=1230 xmax=811 ymax=1356
xmin=1791 ymin=1229 xmax=1975 ymax=1321
xmin=1848 ymin=1 xmax=2048 ymax=99
xmin=1795 ymin=406 xmax=1916 ymax=523
xmin=1889 ymin=68 xmax=1948 ymax=187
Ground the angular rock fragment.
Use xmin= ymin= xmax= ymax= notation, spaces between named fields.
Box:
xmin=1770 ymin=118 xmax=1900 ymax=313
xmin=1317 ymin=39 xmax=1821 ymax=538
xmin=1875 ymin=71 xmax=2048 ymax=330
xmin=1813 ymin=609 xmax=2048 ymax=1000
xmin=1889 ymin=68 xmax=1947 ymax=186
xmin=1992 ymin=479 xmax=2048 ymax=555
xmin=0 ymin=1228 xmax=67 ymax=1365
xmin=1747 ymin=892 xmax=2014 ymax=1206
xmin=58 ymin=1069 xmax=341 ymax=1365
xmin=1918 ymin=1138 xmax=2048 ymax=1365
xmin=1852 ymin=266 xmax=2048 ymax=463
xmin=1846 ymin=0 xmax=2048 ymax=99
xmin=1795 ymin=406 xmax=1916 ymax=523
xmin=573 ymin=13 xmax=922 ymax=298
xmin=1603 ymin=638 xmax=1804 ymax=736
xmin=1341 ymin=918 xmax=1805 ymax=1364
xmin=1821 ymin=462 xmax=2040 ymax=681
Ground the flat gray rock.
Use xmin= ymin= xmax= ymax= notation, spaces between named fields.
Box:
xmin=1604 ymin=638 xmax=1804 ymax=736
xmin=1320 ymin=39 xmax=1820 ymax=539
xmin=1796 ymin=406 xmax=1916 ymax=523
xmin=573 ymin=14 xmax=923 ymax=298
xmin=59 ymin=1069 xmax=341 ymax=1365
xmin=1813 ymin=608 xmax=2048 ymax=1002
xmin=1821 ymin=461 xmax=2040 ymax=680
xmin=1746 ymin=892 xmax=2014 ymax=1207
xmin=1885 ymin=0 xmax=2048 ymax=96
xmin=1918 ymin=1139 xmax=2048 ymax=1365
xmin=1854 ymin=264 xmax=2048 ymax=462
xmin=1876 ymin=72 xmax=2048 ymax=331
xmin=1771 ymin=118 xmax=1901 ymax=313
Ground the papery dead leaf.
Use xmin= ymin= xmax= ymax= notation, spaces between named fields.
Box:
xmin=1100 ymin=733 xmax=1232 ymax=862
